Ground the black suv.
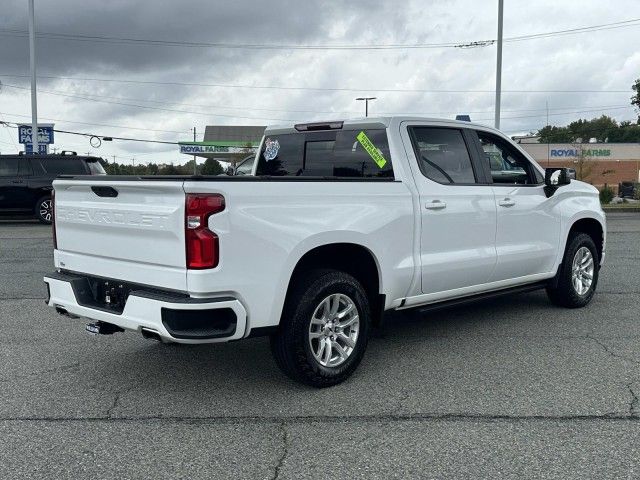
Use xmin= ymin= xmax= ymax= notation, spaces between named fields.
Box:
xmin=0 ymin=152 xmax=106 ymax=224
xmin=618 ymin=181 xmax=636 ymax=199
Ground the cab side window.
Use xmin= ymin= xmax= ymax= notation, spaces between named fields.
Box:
xmin=0 ymin=158 xmax=18 ymax=177
xmin=18 ymin=158 xmax=32 ymax=176
xmin=477 ymin=132 xmax=540 ymax=185
xmin=409 ymin=127 xmax=477 ymax=184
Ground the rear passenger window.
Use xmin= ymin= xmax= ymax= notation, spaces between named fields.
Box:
xmin=37 ymin=158 xmax=87 ymax=175
xmin=409 ymin=128 xmax=476 ymax=184
xmin=0 ymin=158 xmax=18 ymax=176
xmin=256 ymin=129 xmax=393 ymax=178
xmin=18 ymin=158 xmax=32 ymax=176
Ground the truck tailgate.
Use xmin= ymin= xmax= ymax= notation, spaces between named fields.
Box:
xmin=53 ymin=178 xmax=187 ymax=291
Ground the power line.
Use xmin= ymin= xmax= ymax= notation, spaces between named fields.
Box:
xmin=1 ymin=84 xmax=634 ymax=124
xmin=474 ymin=105 xmax=634 ymax=122
xmin=0 ymin=17 xmax=638 ymax=50
xmin=504 ymin=18 xmax=640 ymax=43
xmin=1 ymin=120 xmax=179 ymax=145
xmin=0 ymin=74 xmax=630 ymax=94
xmin=1 ymin=83 xmax=296 ymax=122
xmin=0 ymin=110 xmax=190 ymax=134
xmin=0 ymin=112 xmax=20 ymax=150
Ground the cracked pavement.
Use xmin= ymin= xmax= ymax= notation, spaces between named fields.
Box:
xmin=1 ymin=213 xmax=639 ymax=479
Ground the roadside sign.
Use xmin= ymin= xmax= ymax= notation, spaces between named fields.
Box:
xmin=18 ymin=124 xmax=55 ymax=145
xmin=178 ymin=141 xmax=259 ymax=155
xmin=25 ymin=143 xmax=49 ymax=154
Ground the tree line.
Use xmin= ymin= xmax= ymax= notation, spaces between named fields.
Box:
xmin=535 ymin=77 xmax=640 ymax=143
xmin=99 ymin=157 xmax=224 ymax=176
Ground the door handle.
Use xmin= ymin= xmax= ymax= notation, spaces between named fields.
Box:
xmin=498 ymin=197 xmax=515 ymax=207
xmin=425 ymin=200 xmax=446 ymax=210
xmin=11 ymin=180 xmax=23 ymax=184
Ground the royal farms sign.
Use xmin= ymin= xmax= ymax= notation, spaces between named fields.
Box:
xmin=178 ymin=141 xmax=259 ymax=155
xmin=550 ymin=148 xmax=611 ymax=158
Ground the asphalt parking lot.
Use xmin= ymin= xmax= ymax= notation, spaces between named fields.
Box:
xmin=1 ymin=213 xmax=639 ymax=479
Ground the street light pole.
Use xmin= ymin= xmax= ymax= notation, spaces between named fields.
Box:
xmin=193 ymin=126 xmax=197 ymax=175
xmin=356 ymin=97 xmax=376 ymax=117
xmin=494 ymin=0 xmax=504 ymax=130
xmin=28 ymin=0 xmax=38 ymax=154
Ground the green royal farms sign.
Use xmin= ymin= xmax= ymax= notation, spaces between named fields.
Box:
xmin=179 ymin=141 xmax=259 ymax=155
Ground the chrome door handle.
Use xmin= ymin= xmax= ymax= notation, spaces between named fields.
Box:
xmin=425 ymin=200 xmax=446 ymax=210
xmin=498 ymin=198 xmax=515 ymax=207
xmin=11 ymin=180 xmax=23 ymax=184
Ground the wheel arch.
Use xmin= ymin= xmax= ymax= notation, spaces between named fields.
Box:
xmin=32 ymin=188 xmax=53 ymax=212
xmin=283 ymin=242 xmax=385 ymax=327
xmin=567 ymin=217 xmax=605 ymax=263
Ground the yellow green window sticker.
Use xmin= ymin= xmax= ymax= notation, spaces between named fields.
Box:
xmin=356 ymin=131 xmax=387 ymax=169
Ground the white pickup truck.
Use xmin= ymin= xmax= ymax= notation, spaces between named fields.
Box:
xmin=44 ymin=117 xmax=606 ymax=387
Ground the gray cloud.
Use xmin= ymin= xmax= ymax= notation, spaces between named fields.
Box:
xmin=0 ymin=0 xmax=638 ymax=163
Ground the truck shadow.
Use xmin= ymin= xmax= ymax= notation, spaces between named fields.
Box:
xmin=86 ymin=290 xmax=558 ymax=395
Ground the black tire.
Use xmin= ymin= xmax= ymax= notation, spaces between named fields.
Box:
xmin=546 ymin=232 xmax=599 ymax=308
xmin=270 ymin=269 xmax=371 ymax=388
xmin=35 ymin=196 xmax=53 ymax=224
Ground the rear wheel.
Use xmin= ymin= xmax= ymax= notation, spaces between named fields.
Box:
xmin=270 ymin=269 xmax=371 ymax=388
xmin=546 ymin=233 xmax=599 ymax=308
xmin=36 ymin=196 xmax=53 ymax=224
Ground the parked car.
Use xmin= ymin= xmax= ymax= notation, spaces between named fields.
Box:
xmin=224 ymin=154 xmax=255 ymax=176
xmin=0 ymin=152 xmax=106 ymax=223
xmin=44 ymin=118 xmax=605 ymax=387
xmin=618 ymin=181 xmax=636 ymax=199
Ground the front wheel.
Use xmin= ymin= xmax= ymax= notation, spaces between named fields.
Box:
xmin=270 ymin=269 xmax=371 ymax=388
xmin=546 ymin=232 xmax=599 ymax=308
xmin=36 ymin=196 xmax=53 ymax=224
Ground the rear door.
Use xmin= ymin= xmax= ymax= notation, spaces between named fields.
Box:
xmin=401 ymin=124 xmax=497 ymax=294
xmin=0 ymin=157 xmax=31 ymax=210
xmin=53 ymin=179 xmax=188 ymax=290
xmin=473 ymin=130 xmax=561 ymax=281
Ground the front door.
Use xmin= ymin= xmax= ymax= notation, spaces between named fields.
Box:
xmin=402 ymin=124 xmax=497 ymax=295
xmin=475 ymin=130 xmax=561 ymax=281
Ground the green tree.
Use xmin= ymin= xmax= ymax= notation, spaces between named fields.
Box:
xmin=537 ymin=115 xmax=640 ymax=143
xmin=201 ymin=158 xmax=223 ymax=175
xmin=159 ymin=163 xmax=181 ymax=175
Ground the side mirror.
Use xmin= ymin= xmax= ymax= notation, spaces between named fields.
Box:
xmin=225 ymin=165 xmax=235 ymax=176
xmin=545 ymin=167 xmax=572 ymax=187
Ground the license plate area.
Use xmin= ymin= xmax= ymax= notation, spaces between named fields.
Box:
xmin=55 ymin=271 xmax=188 ymax=315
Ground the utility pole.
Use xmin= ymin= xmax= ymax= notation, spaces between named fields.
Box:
xmin=546 ymin=100 xmax=550 ymax=166
xmin=494 ymin=0 xmax=504 ymax=130
xmin=356 ymin=97 xmax=376 ymax=117
xmin=193 ymin=126 xmax=197 ymax=175
xmin=28 ymin=0 xmax=38 ymax=154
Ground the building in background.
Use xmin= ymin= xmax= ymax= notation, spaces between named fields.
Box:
xmin=178 ymin=125 xmax=265 ymax=164
xmin=518 ymin=141 xmax=640 ymax=189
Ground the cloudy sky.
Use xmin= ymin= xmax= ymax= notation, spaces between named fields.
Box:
xmin=1 ymin=0 xmax=639 ymax=164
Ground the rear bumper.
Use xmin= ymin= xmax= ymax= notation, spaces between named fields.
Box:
xmin=43 ymin=272 xmax=247 ymax=344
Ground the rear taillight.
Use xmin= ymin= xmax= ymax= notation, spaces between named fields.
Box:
xmin=185 ymin=194 xmax=225 ymax=269
xmin=51 ymin=189 xmax=57 ymax=250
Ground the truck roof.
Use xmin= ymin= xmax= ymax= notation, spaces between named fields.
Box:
xmin=264 ymin=116 xmax=502 ymax=136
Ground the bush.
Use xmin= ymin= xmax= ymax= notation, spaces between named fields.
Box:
xmin=599 ymin=184 xmax=615 ymax=204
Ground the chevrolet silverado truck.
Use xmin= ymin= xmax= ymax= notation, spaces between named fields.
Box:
xmin=44 ymin=117 xmax=606 ymax=387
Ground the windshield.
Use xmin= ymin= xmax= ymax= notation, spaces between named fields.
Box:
xmin=236 ymin=156 xmax=255 ymax=175
xmin=86 ymin=159 xmax=107 ymax=175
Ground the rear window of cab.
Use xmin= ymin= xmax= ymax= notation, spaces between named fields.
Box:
xmin=255 ymin=129 xmax=393 ymax=178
